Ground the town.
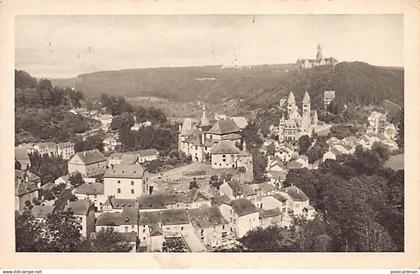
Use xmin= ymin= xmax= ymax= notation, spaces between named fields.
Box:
xmin=14 ymin=44 xmax=405 ymax=253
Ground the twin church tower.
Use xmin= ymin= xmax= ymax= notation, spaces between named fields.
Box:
xmin=279 ymin=91 xmax=318 ymax=143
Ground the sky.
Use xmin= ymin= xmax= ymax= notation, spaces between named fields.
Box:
xmin=15 ymin=15 xmax=403 ymax=78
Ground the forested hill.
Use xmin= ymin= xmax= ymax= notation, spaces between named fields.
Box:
xmin=50 ymin=62 xmax=404 ymax=109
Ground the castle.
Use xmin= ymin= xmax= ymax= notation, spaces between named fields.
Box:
xmin=278 ymin=91 xmax=318 ymax=143
xmin=296 ymin=44 xmax=337 ymax=69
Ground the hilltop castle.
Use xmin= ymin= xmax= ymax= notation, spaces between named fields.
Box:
xmin=296 ymin=44 xmax=338 ymax=69
xmin=278 ymin=91 xmax=318 ymax=143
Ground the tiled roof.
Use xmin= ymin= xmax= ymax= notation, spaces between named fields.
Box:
xmin=161 ymin=209 xmax=190 ymax=226
xmin=187 ymin=188 xmax=209 ymax=203
xmin=273 ymin=193 xmax=289 ymax=202
xmin=57 ymin=142 xmax=74 ymax=149
xmin=71 ymin=149 xmax=107 ymax=165
xmin=64 ymin=200 xmax=91 ymax=216
xmin=208 ymin=119 xmax=240 ymax=135
xmin=230 ymin=198 xmax=258 ymax=217
xmin=282 ymin=185 xmax=308 ymax=202
xmin=105 ymin=164 xmax=145 ymax=179
xmin=210 ymin=140 xmax=241 ymax=155
xmin=15 ymin=170 xmax=39 ymax=196
xmin=74 ymin=182 xmax=104 ymax=195
xmin=120 ymin=155 xmax=139 ymax=165
xmin=188 ymin=206 xmax=228 ymax=228
xmin=210 ymin=195 xmax=231 ymax=206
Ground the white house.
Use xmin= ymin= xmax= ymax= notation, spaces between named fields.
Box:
xmin=219 ymin=198 xmax=259 ymax=238
xmin=68 ymin=149 xmax=108 ymax=178
xmin=104 ymin=164 xmax=149 ymax=199
xmin=73 ymin=182 xmax=106 ymax=210
xmin=64 ymin=200 xmax=95 ymax=238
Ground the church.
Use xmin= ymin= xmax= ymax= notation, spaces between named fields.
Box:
xmin=278 ymin=91 xmax=318 ymax=143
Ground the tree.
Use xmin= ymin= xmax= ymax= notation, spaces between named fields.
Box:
xmin=266 ymin=143 xmax=276 ymax=156
xmin=89 ymin=228 xmax=132 ymax=252
xmin=327 ymin=99 xmax=344 ymax=114
xmin=43 ymin=211 xmax=82 ymax=252
xmin=371 ymin=142 xmax=390 ymax=161
xmin=162 ymin=237 xmax=188 ymax=252
xmin=15 ymin=211 xmax=47 ymax=252
xmin=189 ymin=177 xmax=199 ymax=190
xmin=110 ymin=113 xmax=135 ymax=130
xmin=69 ymin=172 xmax=84 ymax=187
xmin=209 ymin=175 xmax=223 ymax=189
xmin=239 ymin=226 xmax=293 ymax=252
xmin=15 ymin=160 xmax=22 ymax=170
xmin=298 ymin=135 xmax=313 ymax=155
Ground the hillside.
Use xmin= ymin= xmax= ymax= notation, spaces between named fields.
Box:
xmin=51 ymin=62 xmax=404 ymax=110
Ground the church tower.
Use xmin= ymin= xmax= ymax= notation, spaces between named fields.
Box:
xmin=200 ymin=104 xmax=209 ymax=127
xmin=301 ymin=91 xmax=311 ymax=133
xmin=287 ymin=92 xmax=296 ymax=119
xmin=278 ymin=114 xmax=285 ymax=143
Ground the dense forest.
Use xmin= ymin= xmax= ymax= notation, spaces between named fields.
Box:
xmin=51 ymin=62 xmax=404 ymax=110
xmin=15 ymin=70 xmax=93 ymax=144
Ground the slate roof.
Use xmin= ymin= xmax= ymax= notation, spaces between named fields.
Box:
xmin=268 ymin=170 xmax=287 ymax=181
xmin=259 ymin=208 xmax=282 ymax=219
xmin=64 ymin=200 xmax=91 ymax=216
xmin=96 ymin=208 xmax=138 ymax=226
xmin=273 ymin=193 xmax=289 ymax=202
xmin=71 ymin=149 xmax=107 ymax=165
xmin=139 ymin=211 xmax=162 ymax=226
xmin=104 ymin=164 xmax=145 ymax=179
xmin=282 ymin=185 xmax=308 ymax=202
xmin=188 ymin=206 xmax=228 ymax=228
xmin=161 ymin=209 xmax=190 ymax=226
xmin=249 ymin=183 xmax=276 ymax=194
xmin=138 ymin=149 xmax=159 ymax=157
xmin=208 ymin=119 xmax=240 ymax=135
xmin=74 ymin=182 xmax=104 ymax=195
xmin=138 ymin=194 xmax=189 ymax=210
xmin=104 ymin=196 xmax=139 ymax=209
xmin=287 ymin=160 xmax=304 ymax=169
xmin=230 ymin=198 xmax=258 ymax=217
xmin=31 ymin=205 xmax=55 ymax=219
xmin=210 ymin=140 xmax=241 ymax=155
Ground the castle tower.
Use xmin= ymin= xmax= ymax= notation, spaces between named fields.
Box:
xmin=200 ymin=104 xmax=209 ymax=127
xmin=301 ymin=91 xmax=311 ymax=133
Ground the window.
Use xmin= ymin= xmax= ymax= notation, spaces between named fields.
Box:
xmin=131 ymin=189 xmax=134 ymax=194
xmin=117 ymin=180 xmax=121 ymax=184
xmin=222 ymin=225 xmax=225 ymax=230
xmin=131 ymin=181 xmax=134 ymax=185
xmin=143 ymin=229 xmax=146 ymax=233
xmin=143 ymin=237 xmax=146 ymax=240
xmin=181 ymin=227 xmax=184 ymax=231
xmin=131 ymin=225 xmax=135 ymax=229
xmin=117 ymin=188 xmax=121 ymax=193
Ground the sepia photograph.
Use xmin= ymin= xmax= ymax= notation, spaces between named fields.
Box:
xmin=12 ymin=14 xmax=406 ymax=254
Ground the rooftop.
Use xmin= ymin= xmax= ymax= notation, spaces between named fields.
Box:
xmin=188 ymin=206 xmax=228 ymax=229
xmin=64 ymin=200 xmax=91 ymax=216
xmin=210 ymin=140 xmax=241 ymax=155
xmin=70 ymin=149 xmax=107 ymax=165
xmin=105 ymin=164 xmax=145 ymax=179
xmin=230 ymin=198 xmax=258 ymax=217
xmin=259 ymin=208 xmax=282 ymax=218
xmin=74 ymin=182 xmax=104 ymax=195
xmin=282 ymin=185 xmax=309 ymax=202
xmin=161 ymin=209 xmax=190 ymax=226
xmin=208 ymin=119 xmax=240 ymax=135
